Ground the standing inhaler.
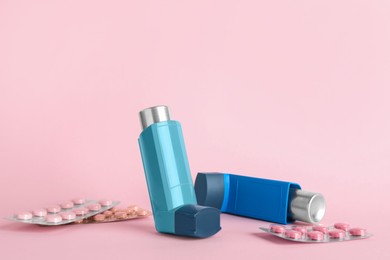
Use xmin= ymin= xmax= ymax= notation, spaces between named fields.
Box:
xmin=138 ymin=106 xmax=221 ymax=238
xmin=195 ymin=172 xmax=326 ymax=224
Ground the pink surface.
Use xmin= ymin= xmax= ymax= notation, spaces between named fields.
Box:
xmin=0 ymin=0 xmax=389 ymax=259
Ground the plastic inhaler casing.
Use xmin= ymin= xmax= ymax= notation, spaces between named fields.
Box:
xmin=138 ymin=106 xmax=221 ymax=238
xmin=195 ymin=172 xmax=326 ymax=224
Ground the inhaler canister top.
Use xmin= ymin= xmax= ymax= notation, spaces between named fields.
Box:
xmin=139 ymin=105 xmax=170 ymax=130
xmin=289 ymin=189 xmax=326 ymax=223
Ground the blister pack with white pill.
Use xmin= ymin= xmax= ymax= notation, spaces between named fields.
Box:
xmin=6 ymin=199 xmax=120 ymax=225
xmin=260 ymin=223 xmax=372 ymax=243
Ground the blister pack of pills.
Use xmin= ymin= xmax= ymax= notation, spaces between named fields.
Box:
xmin=6 ymin=199 xmax=120 ymax=225
xmin=260 ymin=223 xmax=372 ymax=243
xmin=75 ymin=205 xmax=152 ymax=224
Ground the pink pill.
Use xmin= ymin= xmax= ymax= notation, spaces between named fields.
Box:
xmin=349 ymin=228 xmax=366 ymax=237
xmin=292 ymin=226 xmax=307 ymax=234
xmin=114 ymin=211 xmax=128 ymax=219
xmin=285 ymin=230 xmax=302 ymax=239
xmin=307 ymin=231 xmax=324 ymax=241
xmin=87 ymin=203 xmax=101 ymax=211
xmin=329 ymin=229 xmax=346 ymax=239
xmin=73 ymin=208 xmax=89 ymax=216
xmin=334 ymin=223 xmax=350 ymax=231
xmin=72 ymin=198 xmax=85 ymax=205
xmin=312 ymin=226 xmax=328 ymax=234
xmin=60 ymin=211 xmax=76 ymax=220
xmin=99 ymin=199 xmax=113 ymax=207
xmin=47 ymin=205 xmax=61 ymax=213
xmin=103 ymin=211 xmax=113 ymax=217
xmin=32 ymin=209 xmax=47 ymax=217
xmin=16 ymin=212 xmax=33 ymax=220
xmin=93 ymin=214 xmax=106 ymax=222
xmin=136 ymin=209 xmax=148 ymax=216
xmin=270 ymin=225 xmax=286 ymax=234
xmin=46 ymin=214 xmax=62 ymax=223
xmin=60 ymin=201 xmax=74 ymax=209
xmin=110 ymin=207 xmax=119 ymax=213
xmin=126 ymin=208 xmax=136 ymax=215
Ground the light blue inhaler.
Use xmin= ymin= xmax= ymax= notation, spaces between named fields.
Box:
xmin=195 ymin=173 xmax=326 ymax=224
xmin=138 ymin=106 xmax=221 ymax=238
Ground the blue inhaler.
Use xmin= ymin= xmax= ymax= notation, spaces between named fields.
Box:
xmin=195 ymin=173 xmax=326 ymax=224
xmin=138 ymin=106 xmax=221 ymax=238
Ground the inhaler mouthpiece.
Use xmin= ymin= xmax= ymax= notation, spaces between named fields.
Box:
xmin=139 ymin=106 xmax=170 ymax=130
xmin=289 ymin=189 xmax=326 ymax=223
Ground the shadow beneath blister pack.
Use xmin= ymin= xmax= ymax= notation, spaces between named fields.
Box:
xmin=0 ymin=221 xmax=74 ymax=233
xmin=252 ymin=232 xmax=301 ymax=245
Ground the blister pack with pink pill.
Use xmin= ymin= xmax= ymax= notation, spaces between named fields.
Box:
xmin=76 ymin=205 xmax=152 ymax=224
xmin=6 ymin=199 xmax=120 ymax=225
xmin=260 ymin=223 xmax=372 ymax=243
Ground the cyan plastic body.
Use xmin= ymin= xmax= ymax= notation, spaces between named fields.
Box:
xmin=195 ymin=173 xmax=301 ymax=224
xmin=138 ymin=120 xmax=196 ymax=233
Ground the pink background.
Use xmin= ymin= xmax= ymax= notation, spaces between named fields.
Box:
xmin=1 ymin=0 xmax=389 ymax=259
